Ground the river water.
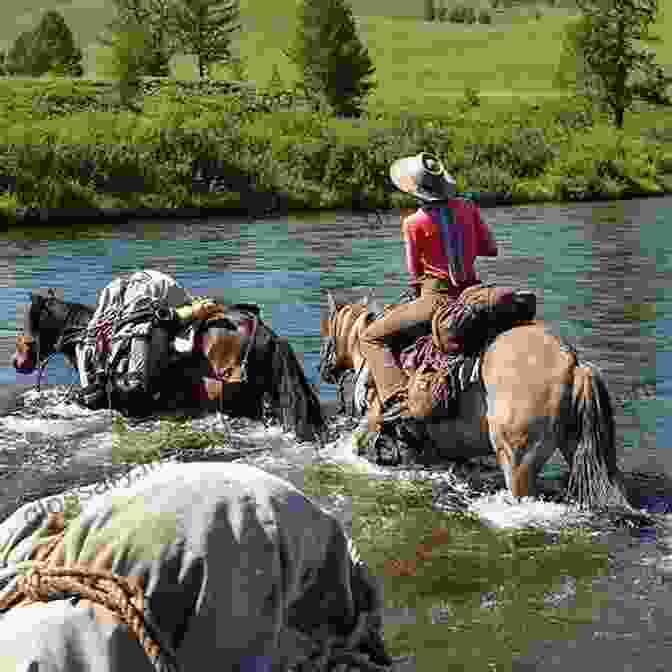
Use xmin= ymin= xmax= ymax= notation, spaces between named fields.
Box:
xmin=0 ymin=197 xmax=670 ymax=670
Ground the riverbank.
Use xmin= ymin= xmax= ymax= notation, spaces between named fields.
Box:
xmin=0 ymin=79 xmax=670 ymax=228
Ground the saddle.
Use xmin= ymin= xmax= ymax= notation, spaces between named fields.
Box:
xmin=173 ymin=301 xmax=261 ymax=356
xmin=363 ymin=284 xmax=537 ymax=427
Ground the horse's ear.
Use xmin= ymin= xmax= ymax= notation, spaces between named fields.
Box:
xmin=326 ymin=291 xmax=337 ymax=318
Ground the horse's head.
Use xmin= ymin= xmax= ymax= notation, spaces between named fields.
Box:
xmin=319 ymin=291 xmax=372 ymax=384
xmin=12 ymin=290 xmax=69 ymax=373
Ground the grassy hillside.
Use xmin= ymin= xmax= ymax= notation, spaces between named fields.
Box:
xmin=0 ymin=0 xmax=669 ymax=110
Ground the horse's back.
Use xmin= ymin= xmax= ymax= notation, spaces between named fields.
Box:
xmin=481 ymin=321 xmax=576 ymax=429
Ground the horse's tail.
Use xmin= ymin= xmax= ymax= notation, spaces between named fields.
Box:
xmin=567 ymin=361 xmax=632 ymax=511
xmin=268 ymin=336 xmax=327 ymax=444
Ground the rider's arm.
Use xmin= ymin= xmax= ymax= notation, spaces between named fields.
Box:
xmin=474 ymin=206 xmax=498 ymax=257
xmin=403 ymin=217 xmax=423 ymax=284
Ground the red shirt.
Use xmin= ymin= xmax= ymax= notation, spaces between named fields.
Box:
xmin=403 ymin=200 xmax=497 ymax=297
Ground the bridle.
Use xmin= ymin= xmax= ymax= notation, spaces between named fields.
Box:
xmin=319 ymin=307 xmax=367 ymax=416
xmin=25 ymin=293 xmax=88 ymax=392
xmin=197 ymin=310 xmax=259 ymax=415
xmin=320 ymin=289 xmax=417 ymax=417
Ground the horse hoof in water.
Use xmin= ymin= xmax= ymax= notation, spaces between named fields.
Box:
xmin=370 ymin=430 xmax=417 ymax=467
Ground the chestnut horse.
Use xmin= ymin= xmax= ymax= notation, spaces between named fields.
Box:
xmin=320 ymin=291 xmax=634 ymax=511
xmin=13 ymin=291 xmax=326 ymax=443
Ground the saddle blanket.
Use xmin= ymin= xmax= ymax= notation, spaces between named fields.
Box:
xmin=0 ymin=462 xmax=388 ymax=672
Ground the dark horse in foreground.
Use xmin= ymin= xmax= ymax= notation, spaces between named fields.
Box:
xmin=12 ymin=291 xmax=326 ymax=443
xmin=321 ymin=288 xmax=640 ymax=513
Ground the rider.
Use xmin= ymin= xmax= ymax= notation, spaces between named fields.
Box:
xmin=360 ymin=152 xmax=498 ymax=438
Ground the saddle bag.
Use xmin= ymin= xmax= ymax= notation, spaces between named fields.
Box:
xmin=407 ymin=362 xmax=456 ymax=419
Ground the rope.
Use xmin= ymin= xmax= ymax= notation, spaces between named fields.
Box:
xmin=1 ymin=561 xmax=181 ymax=672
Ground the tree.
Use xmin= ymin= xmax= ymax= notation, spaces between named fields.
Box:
xmin=424 ymin=0 xmax=436 ymax=21
xmin=4 ymin=12 xmax=84 ymax=77
xmin=30 ymin=10 xmax=84 ymax=77
xmin=5 ymin=12 xmax=84 ymax=78
xmin=167 ymin=0 xmax=241 ymax=79
xmin=554 ymin=0 xmax=671 ymax=128
xmin=97 ymin=0 xmax=175 ymax=77
xmin=5 ymin=30 xmax=40 ymax=76
xmin=284 ymin=0 xmax=377 ymax=118
xmin=96 ymin=20 xmax=149 ymax=111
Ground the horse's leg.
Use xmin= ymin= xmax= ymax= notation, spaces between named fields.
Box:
xmin=486 ymin=415 xmax=561 ymax=498
xmin=482 ymin=326 xmax=575 ymax=500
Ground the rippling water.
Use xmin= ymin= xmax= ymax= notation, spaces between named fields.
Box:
xmin=0 ymin=197 xmax=670 ymax=669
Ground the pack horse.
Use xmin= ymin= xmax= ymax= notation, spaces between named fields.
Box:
xmin=12 ymin=271 xmax=326 ymax=443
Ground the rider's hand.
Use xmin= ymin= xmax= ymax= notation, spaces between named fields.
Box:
xmin=191 ymin=299 xmax=218 ymax=321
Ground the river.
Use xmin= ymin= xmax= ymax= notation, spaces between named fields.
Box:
xmin=0 ymin=196 xmax=670 ymax=670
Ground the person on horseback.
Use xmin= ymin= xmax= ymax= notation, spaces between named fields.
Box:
xmin=360 ymin=152 xmax=498 ymax=440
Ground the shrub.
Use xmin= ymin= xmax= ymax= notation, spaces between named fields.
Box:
xmin=508 ymin=127 xmax=556 ymax=178
xmin=448 ymin=5 xmax=477 ymax=23
xmin=458 ymin=87 xmax=482 ymax=113
xmin=478 ymin=10 xmax=493 ymax=24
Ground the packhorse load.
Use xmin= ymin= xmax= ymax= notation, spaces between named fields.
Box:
xmin=0 ymin=462 xmax=393 ymax=671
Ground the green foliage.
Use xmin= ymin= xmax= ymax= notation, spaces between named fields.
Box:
xmin=5 ymin=31 xmax=37 ymax=76
xmin=30 ymin=10 xmax=85 ymax=77
xmin=285 ymin=0 xmax=377 ymax=118
xmin=0 ymin=85 xmax=669 ymax=219
xmin=556 ymin=0 xmax=672 ymax=128
xmin=4 ymin=11 xmax=84 ymax=77
xmin=96 ymin=21 xmax=149 ymax=112
xmin=167 ymin=0 xmax=241 ymax=79
xmin=448 ymin=4 xmax=477 ymax=23
xmin=223 ymin=54 xmax=249 ymax=81
xmin=98 ymin=0 xmax=175 ymax=77
xmin=478 ymin=9 xmax=493 ymax=23
xmin=458 ymin=86 xmax=482 ymax=112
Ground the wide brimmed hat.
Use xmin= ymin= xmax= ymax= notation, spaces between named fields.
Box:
xmin=389 ymin=152 xmax=457 ymax=202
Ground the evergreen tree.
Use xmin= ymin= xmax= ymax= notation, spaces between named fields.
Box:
xmin=5 ymin=30 xmax=39 ymax=76
xmin=285 ymin=0 xmax=377 ymax=117
xmin=29 ymin=10 xmax=84 ymax=77
xmin=555 ymin=0 xmax=671 ymax=128
xmin=97 ymin=0 xmax=174 ymax=77
xmin=167 ymin=0 xmax=241 ymax=79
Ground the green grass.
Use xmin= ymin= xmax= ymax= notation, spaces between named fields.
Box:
xmin=0 ymin=0 xmax=668 ymax=113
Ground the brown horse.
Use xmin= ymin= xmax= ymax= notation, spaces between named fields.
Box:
xmin=320 ymin=291 xmax=634 ymax=512
xmin=13 ymin=291 xmax=326 ymax=442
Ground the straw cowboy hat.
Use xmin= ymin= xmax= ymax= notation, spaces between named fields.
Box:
xmin=389 ymin=152 xmax=457 ymax=202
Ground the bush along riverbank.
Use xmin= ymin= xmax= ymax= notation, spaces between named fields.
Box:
xmin=0 ymin=78 xmax=670 ymax=224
